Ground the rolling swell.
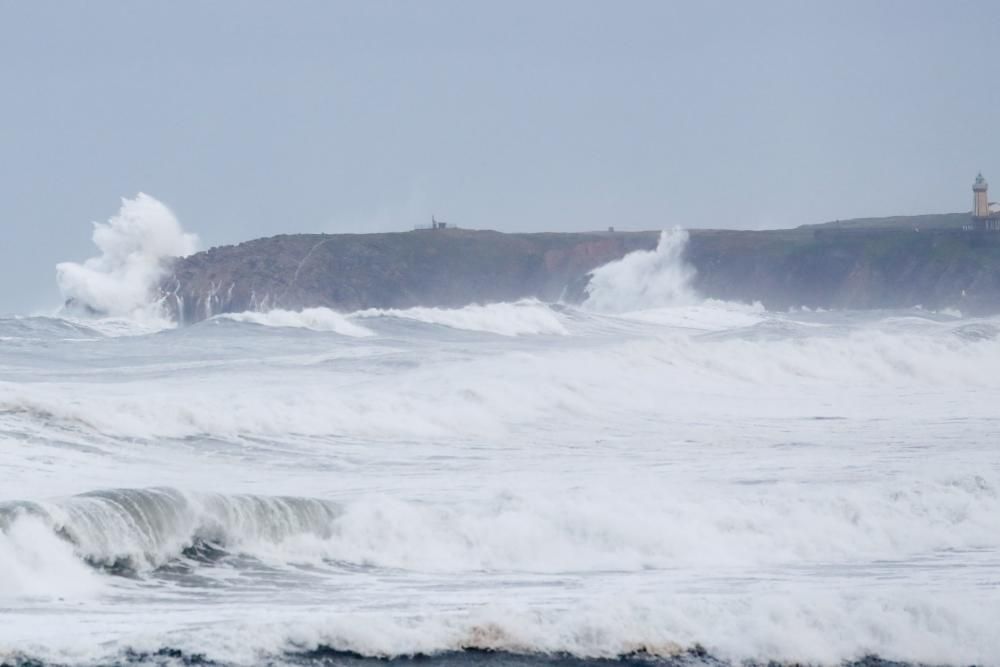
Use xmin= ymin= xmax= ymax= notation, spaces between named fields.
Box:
xmin=0 ymin=488 xmax=340 ymax=575
xmin=4 ymin=478 xmax=998 ymax=579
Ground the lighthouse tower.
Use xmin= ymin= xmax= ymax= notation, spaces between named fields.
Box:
xmin=972 ymin=173 xmax=1000 ymax=231
xmin=974 ymin=173 xmax=990 ymax=218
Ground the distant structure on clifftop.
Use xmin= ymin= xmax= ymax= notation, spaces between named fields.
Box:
xmin=414 ymin=215 xmax=452 ymax=231
xmin=972 ymin=173 xmax=1000 ymax=231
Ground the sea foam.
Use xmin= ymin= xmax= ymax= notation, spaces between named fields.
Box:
xmin=354 ymin=300 xmax=568 ymax=336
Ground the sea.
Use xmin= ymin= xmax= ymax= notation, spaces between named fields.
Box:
xmin=1 ymin=205 xmax=999 ymax=667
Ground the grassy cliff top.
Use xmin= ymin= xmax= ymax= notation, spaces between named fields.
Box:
xmin=798 ymin=212 xmax=969 ymax=231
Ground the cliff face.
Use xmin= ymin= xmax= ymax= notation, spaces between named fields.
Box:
xmin=161 ymin=229 xmax=658 ymax=323
xmin=683 ymin=228 xmax=1000 ymax=313
xmin=160 ymin=224 xmax=1000 ymax=322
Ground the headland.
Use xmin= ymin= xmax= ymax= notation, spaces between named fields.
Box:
xmin=157 ymin=211 xmax=1000 ymax=322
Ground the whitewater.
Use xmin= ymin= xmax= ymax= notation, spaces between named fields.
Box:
xmin=2 ymin=198 xmax=1000 ymax=667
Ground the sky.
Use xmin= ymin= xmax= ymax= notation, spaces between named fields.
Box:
xmin=1 ymin=0 xmax=999 ymax=312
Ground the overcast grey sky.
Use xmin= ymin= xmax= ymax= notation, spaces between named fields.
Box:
xmin=1 ymin=0 xmax=998 ymax=312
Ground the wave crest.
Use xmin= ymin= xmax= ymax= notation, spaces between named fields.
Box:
xmin=355 ymin=300 xmax=568 ymax=336
xmin=215 ymin=308 xmax=375 ymax=336
xmin=0 ymin=488 xmax=340 ymax=580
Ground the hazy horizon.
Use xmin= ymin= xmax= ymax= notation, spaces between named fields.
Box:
xmin=2 ymin=0 xmax=998 ymax=312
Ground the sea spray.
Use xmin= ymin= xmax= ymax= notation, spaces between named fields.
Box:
xmin=0 ymin=513 xmax=102 ymax=598
xmin=55 ymin=194 xmax=198 ymax=321
xmin=583 ymin=229 xmax=696 ymax=312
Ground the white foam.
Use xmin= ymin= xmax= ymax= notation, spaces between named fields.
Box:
xmin=579 ymin=229 xmax=771 ymax=331
xmin=216 ymin=308 xmax=375 ymax=336
xmin=250 ymin=478 xmax=1000 ymax=574
xmin=3 ymin=577 xmax=999 ymax=666
xmin=354 ymin=300 xmax=568 ymax=336
xmin=2 ymin=317 xmax=996 ymax=443
xmin=57 ymin=314 xmax=177 ymax=338
xmin=583 ymin=229 xmax=697 ymax=313
xmin=2 ymin=478 xmax=999 ymax=666
xmin=203 ymin=595 xmax=1000 ymax=665
xmin=0 ymin=514 xmax=102 ymax=599
xmin=616 ymin=299 xmax=767 ymax=331
xmin=7 ymin=254 xmax=1000 ymax=667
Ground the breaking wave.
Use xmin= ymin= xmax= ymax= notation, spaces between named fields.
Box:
xmin=1 ymin=318 xmax=997 ymax=441
xmin=0 ymin=488 xmax=340 ymax=584
xmin=6 ymin=479 xmax=996 ymax=582
xmin=12 ymin=473 xmax=1000 ymax=578
xmin=354 ymin=300 xmax=568 ymax=336
xmin=212 ymin=301 xmax=568 ymax=338
xmin=214 ymin=308 xmax=375 ymax=336
xmin=2 ymin=483 xmax=999 ymax=665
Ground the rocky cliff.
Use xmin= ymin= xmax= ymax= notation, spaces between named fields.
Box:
xmin=161 ymin=229 xmax=659 ymax=323
xmin=682 ymin=227 xmax=1000 ymax=313
xmin=159 ymin=217 xmax=1000 ymax=322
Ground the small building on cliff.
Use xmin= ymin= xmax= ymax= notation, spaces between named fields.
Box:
xmin=972 ymin=173 xmax=1000 ymax=231
xmin=414 ymin=216 xmax=454 ymax=231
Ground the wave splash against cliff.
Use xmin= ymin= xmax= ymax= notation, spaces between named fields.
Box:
xmin=583 ymin=229 xmax=696 ymax=312
xmin=205 ymin=230 xmax=705 ymax=336
xmin=52 ymin=194 xmax=712 ymax=334
xmin=55 ymin=193 xmax=198 ymax=325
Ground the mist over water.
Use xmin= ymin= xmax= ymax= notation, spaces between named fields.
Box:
xmin=3 ymin=199 xmax=1000 ymax=667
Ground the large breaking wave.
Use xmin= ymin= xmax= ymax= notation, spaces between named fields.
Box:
xmin=0 ymin=488 xmax=339 ymax=580
xmin=3 ymin=480 xmax=995 ymax=581
xmin=1 ymin=482 xmax=999 ymax=665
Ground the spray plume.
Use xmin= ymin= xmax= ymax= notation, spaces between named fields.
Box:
xmin=55 ymin=193 xmax=198 ymax=320
xmin=583 ymin=228 xmax=696 ymax=312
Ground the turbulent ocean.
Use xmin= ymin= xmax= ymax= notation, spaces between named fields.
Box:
xmin=2 ymin=200 xmax=1000 ymax=667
